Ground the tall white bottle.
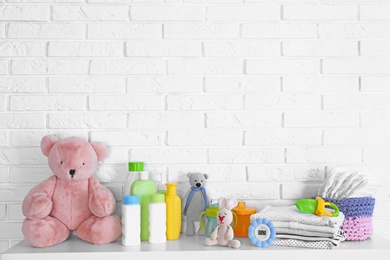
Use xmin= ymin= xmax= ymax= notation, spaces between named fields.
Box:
xmin=122 ymin=195 xmax=140 ymax=246
xmin=148 ymin=194 xmax=166 ymax=244
xmin=122 ymin=162 xmax=143 ymax=198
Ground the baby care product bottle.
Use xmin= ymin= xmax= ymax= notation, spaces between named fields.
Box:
xmin=148 ymin=194 xmax=166 ymax=244
xmin=122 ymin=195 xmax=140 ymax=246
xmin=123 ymin=161 xmax=143 ymax=198
xmin=165 ymin=183 xmax=181 ymax=240
xmin=130 ymin=171 xmax=157 ymax=241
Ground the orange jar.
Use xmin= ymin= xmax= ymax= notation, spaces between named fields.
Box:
xmin=232 ymin=202 xmax=257 ymax=238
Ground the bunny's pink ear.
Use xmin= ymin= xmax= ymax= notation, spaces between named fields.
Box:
xmin=41 ymin=135 xmax=59 ymax=157
xmin=90 ymin=142 xmax=107 ymax=161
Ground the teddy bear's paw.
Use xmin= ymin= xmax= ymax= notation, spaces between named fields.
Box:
xmin=22 ymin=216 xmax=70 ymax=248
xmin=89 ymin=189 xmax=116 ymax=217
xmin=77 ymin=215 xmax=121 ymax=244
xmin=185 ymin=223 xmax=195 ymax=236
xmin=22 ymin=193 xmax=53 ymax=219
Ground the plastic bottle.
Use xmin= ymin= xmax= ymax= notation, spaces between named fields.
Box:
xmin=232 ymin=202 xmax=257 ymax=238
xmin=165 ymin=183 xmax=181 ymax=240
xmin=122 ymin=195 xmax=140 ymax=246
xmin=130 ymin=171 xmax=157 ymax=241
xmin=148 ymin=194 xmax=166 ymax=244
xmin=123 ymin=162 xmax=144 ymax=198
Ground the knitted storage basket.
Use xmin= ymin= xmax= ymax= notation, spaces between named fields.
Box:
xmin=323 ymin=197 xmax=375 ymax=241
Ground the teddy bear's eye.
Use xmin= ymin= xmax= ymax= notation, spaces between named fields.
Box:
xmin=60 ymin=161 xmax=63 ymax=164
xmin=194 ymin=180 xmax=197 ymax=182
xmin=82 ymin=163 xmax=85 ymax=165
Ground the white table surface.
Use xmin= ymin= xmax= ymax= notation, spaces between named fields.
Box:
xmin=2 ymin=234 xmax=390 ymax=260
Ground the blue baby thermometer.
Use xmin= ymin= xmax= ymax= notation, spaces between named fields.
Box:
xmin=248 ymin=218 xmax=276 ymax=248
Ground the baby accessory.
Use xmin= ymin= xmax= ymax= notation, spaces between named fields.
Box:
xmin=122 ymin=195 xmax=141 ymax=246
xmin=251 ymin=205 xmax=345 ymax=249
xmin=204 ymin=197 xmax=241 ymax=249
xmin=232 ymin=202 xmax=257 ymax=238
xmin=130 ymin=171 xmax=157 ymax=241
xmin=296 ymin=197 xmax=339 ymax=217
xmin=317 ymin=168 xmax=379 ymax=241
xmin=148 ymin=194 xmax=167 ymax=244
xmin=248 ymin=218 xmax=276 ymax=248
xmin=199 ymin=203 xmax=219 ymax=237
xmin=166 ymin=183 xmax=181 ymax=240
xmin=323 ymin=197 xmax=375 ymax=241
xmin=123 ymin=162 xmax=143 ymax=198
xmin=22 ymin=135 xmax=121 ymax=248
xmin=182 ymin=172 xmax=209 ymax=236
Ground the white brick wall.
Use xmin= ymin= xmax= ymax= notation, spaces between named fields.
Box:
xmin=1 ymin=0 xmax=390 ymax=253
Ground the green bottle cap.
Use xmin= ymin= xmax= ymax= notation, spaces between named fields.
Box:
xmin=128 ymin=162 xmax=144 ymax=171
xmin=151 ymin=194 xmax=165 ymax=203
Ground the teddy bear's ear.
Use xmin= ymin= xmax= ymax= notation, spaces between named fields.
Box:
xmin=90 ymin=142 xmax=107 ymax=161
xmin=187 ymin=172 xmax=192 ymax=178
xmin=203 ymin=174 xmax=209 ymax=180
xmin=41 ymin=135 xmax=59 ymax=157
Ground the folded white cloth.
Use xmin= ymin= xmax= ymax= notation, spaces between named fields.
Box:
xmin=275 ymin=227 xmax=333 ymax=238
xmin=272 ymin=238 xmax=337 ymax=249
xmin=251 ymin=205 xmax=345 ymax=249
xmin=250 ymin=205 xmax=345 ymax=228
xmin=276 ymin=234 xmax=342 ymax=245
xmin=275 ymin=227 xmax=339 ymax=239
xmin=271 ymin=220 xmax=339 ymax=234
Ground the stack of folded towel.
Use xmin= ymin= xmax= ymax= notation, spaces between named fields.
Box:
xmin=250 ymin=205 xmax=345 ymax=249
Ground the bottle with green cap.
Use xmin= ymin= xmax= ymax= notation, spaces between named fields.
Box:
xmin=131 ymin=171 xmax=157 ymax=241
xmin=123 ymin=162 xmax=144 ymax=198
xmin=148 ymin=194 xmax=166 ymax=244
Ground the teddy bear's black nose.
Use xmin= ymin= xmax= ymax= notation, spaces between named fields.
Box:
xmin=69 ymin=169 xmax=76 ymax=178
xmin=196 ymin=182 xmax=201 ymax=187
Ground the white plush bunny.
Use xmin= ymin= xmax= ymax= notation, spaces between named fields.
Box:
xmin=204 ymin=197 xmax=240 ymax=249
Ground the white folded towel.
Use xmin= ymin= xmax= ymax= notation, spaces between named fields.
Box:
xmin=250 ymin=205 xmax=345 ymax=228
xmin=272 ymin=238 xmax=337 ymax=249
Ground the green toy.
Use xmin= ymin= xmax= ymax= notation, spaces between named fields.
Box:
xmin=296 ymin=196 xmax=339 ymax=217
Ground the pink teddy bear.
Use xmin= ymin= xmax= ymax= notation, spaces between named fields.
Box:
xmin=22 ymin=135 xmax=121 ymax=247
